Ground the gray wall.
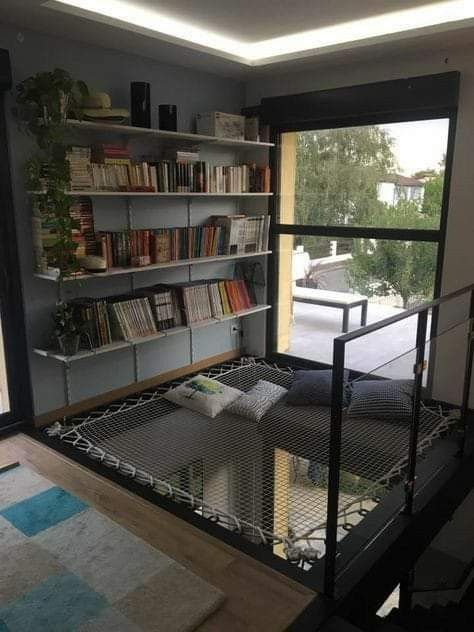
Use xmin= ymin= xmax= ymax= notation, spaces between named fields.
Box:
xmin=0 ymin=23 xmax=247 ymax=415
xmin=246 ymin=45 xmax=474 ymax=405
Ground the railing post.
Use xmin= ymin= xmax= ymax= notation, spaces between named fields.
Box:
xmin=324 ymin=337 xmax=346 ymax=598
xmin=459 ymin=289 xmax=474 ymax=457
xmin=403 ymin=309 xmax=428 ymax=516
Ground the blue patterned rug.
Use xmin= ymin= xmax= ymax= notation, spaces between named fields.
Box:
xmin=0 ymin=464 xmax=224 ymax=631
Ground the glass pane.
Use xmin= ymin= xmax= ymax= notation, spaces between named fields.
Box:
xmin=276 ymin=234 xmax=438 ymax=370
xmin=0 ymin=310 xmax=10 ymax=414
xmin=279 ymin=119 xmax=449 ymax=229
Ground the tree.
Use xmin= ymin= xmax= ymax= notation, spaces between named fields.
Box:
xmin=295 ymin=127 xmax=395 ymax=223
xmin=347 ymin=201 xmax=438 ymax=308
xmin=294 ymin=126 xmax=396 ymax=258
xmin=422 ymin=173 xmax=444 ymax=218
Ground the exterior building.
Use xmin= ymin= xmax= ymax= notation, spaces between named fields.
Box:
xmin=377 ymin=174 xmax=425 ymax=207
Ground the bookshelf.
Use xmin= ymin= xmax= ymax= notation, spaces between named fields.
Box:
xmin=33 ymin=116 xmax=273 ymax=407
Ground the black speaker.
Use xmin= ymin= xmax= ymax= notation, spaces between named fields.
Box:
xmin=159 ymin=104 xmax=177 ymax=131
xmin=130 ymin=82 xmax=150 ymax=128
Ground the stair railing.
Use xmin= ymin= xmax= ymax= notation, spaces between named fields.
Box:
xmin=324 ymin=283 xmax=474 ymax=598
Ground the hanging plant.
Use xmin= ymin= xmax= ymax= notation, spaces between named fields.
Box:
xmin=14 ymin=68 xmax=89 ymax=277
xmin=51 ymin=300 xmax=82 ymax=356
xmin=14 ymin=68 xmax=88 ymax=147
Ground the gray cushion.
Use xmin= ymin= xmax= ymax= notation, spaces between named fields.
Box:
xmin=347 ymin=379 xmax=413 ymax=421
xmin=286 ymin=369 xmax=350 ymax=407
xmin=227 ymin=380 xmax=287 ymax=422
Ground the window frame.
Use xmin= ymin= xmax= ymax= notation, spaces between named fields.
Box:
xmin=264 ymin=79 xmax=459 ymax=364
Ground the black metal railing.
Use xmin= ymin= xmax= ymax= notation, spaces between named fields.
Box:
xmin=324 ymin=283 xmax=474 ymax=597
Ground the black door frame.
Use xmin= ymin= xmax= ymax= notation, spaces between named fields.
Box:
xmin=0 ymin=48 xmax=33 ymax=429
xmin=261 ymin=72 xmax=460 ymax=364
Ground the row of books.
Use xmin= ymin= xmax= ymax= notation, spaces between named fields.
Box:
xmin=96 ymin=215 xmax=270 ymax=269
xmin=66 ymin=144 xmax=271 ymax=193
xmin=32 ymin=207 xmax=270 ymax=273
xmin=71 ymin=279 xmax=257 ymax=349
xmin=98 ymin=225 xmax=226 ymax=268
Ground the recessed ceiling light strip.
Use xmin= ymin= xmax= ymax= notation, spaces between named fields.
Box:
xmin=43 ymin=0 xmax=474 ymax=65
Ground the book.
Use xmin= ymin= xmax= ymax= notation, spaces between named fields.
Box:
xmin=70 ymin=197 xmax=96 ymax=259
xmin=212 ymin=214 xmax=269 ymax=255
xmin=66 ymin=146 xmax=94 ymax=191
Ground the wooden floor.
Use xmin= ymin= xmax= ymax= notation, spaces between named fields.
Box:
xmin=0 ymin=433 xmax=316 ymax=631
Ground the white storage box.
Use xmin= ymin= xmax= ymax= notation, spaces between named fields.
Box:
xmin=196 ymin=111 xmax=245 ymax=140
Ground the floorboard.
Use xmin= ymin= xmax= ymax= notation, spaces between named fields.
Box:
xmin=0 ymin=433 xmax=315 ymax=632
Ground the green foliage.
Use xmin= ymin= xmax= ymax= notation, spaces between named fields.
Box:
xmin=14 ymin=68 xmax=89 ymax=276
xmin=293 ymin=126 xmax=396 ymax=259
xmin=15 ymin=68 xmax=88 ymax=147
xmin=52 ymin=301 xmax=80 ymax=339
xmin=422 ymin=173 xmax=444 ymax=218
xmin=347 ymin=201 xmax=438 ymax=308
xmin=293 ymin=125 xmax=444 ymax=306
xmin=294 ymin=126 xmax=395 ymax=228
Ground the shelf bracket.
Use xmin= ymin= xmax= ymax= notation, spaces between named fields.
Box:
xmin=126 ymin=198 xmax=134 ymax=230
xmin=190 ymin=328 xmax=195 ymax=364
xmin=63 ymin=362 xmax=72 ymax=406
xmin=133 ymin=344 xmax=139 ymax=382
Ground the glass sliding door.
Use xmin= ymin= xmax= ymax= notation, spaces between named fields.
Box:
xmin=0 ymin=311 xmax=9 ymax=414
xmin=272 ymin=116 xmax=453 ymax=369
xmin=0 ymin=49 xmax=31 ymax=429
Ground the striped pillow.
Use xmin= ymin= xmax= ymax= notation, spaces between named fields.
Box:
xmin=227 ymin=380 xmax=287 ymax=422
xmin=347 ymin=379 xmax=414 ymax=421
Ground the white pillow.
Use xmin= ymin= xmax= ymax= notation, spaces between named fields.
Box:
xmin=227 ymin=380 xmax=287 ymax=422
xmin=163 ymin=375 xmax=242 ymax=418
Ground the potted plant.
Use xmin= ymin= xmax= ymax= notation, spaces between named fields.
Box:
xmin=52 ymin=301 xmax=81 ymax=356
xmin=14 ymin=68 xmax=88 ymax=146
xmin=14 ymin=69 xmax=89 ymax=277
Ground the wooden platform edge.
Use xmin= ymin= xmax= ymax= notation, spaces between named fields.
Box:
xmin=33 ymin=349 xmax=240 ymax=428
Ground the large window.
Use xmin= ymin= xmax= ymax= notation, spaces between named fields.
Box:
xmin=267 ymin=74 xmax=458 ymax=368
xmin=277 ymin=234 xmax=438 ymax=369
xmin=281 ymin=119 xmax=449 ymax=230
xmin=0 ymin=310 xmax=9 ymax=414
xmin=0 ymin=49 xmax=32 ymax=428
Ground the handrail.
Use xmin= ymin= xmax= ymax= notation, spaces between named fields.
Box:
xmin=335 ymin=283 xmax=474 ymax=344
xmin=324 ymin=282 xmax=474 ymax=599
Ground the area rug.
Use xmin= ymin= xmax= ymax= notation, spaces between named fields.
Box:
xmin=0 ymin=464 xmax=225 ymax=632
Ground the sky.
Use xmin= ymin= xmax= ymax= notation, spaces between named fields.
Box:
xmin=381 ymin=118 xmax=450 ymax=177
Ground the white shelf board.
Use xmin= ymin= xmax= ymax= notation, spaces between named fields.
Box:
xmin=33 ymin=305 xmax=271 ymax=363
xmin=35 ymin=251 xmax=272 ymax=283
xmin=218 ymin=305 xmax=271 ymax=321
xmin=33 ymin=340 xmax=131 ymax=362
xmin=30 ymin=190 xmax=272 ymax=198
xmin=65 ymin=119 xmax=274 ymax=148
xmin=127 ymin=332 xmax=166 ymax=346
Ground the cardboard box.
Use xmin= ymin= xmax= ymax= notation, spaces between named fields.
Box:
xmin=196 ymin=111 xmax=245 ymax=140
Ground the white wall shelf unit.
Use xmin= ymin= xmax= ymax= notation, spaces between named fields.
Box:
xmin=65 ymin=119 xmax=275 ymax=148
xmin=35 ymin=250 xmax=272 ymax=283
xmin=32 ymin=111 xmax=272 ymax=410
xmin=34 ymin=305 xmax=271 ymax=363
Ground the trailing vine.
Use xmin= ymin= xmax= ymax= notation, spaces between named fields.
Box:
xmin=14 ymin=68 xmax=89 ymax=276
